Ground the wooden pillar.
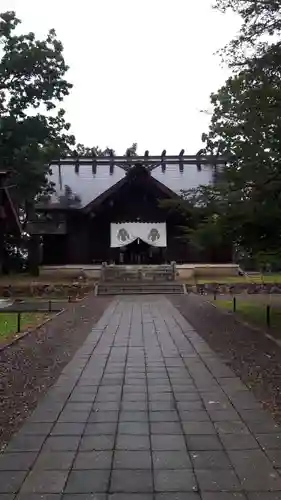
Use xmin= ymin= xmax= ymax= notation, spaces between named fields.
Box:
xmin=26 ymin=202 xmax=40 ymax=276
xmin=0 ymin=178 xmax=6 ymax=274
xmin=28 ymin=234 xmax=40 ymax=276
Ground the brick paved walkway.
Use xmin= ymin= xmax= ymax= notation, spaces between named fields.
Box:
xmin=1 ymin=296 xmax=281 ymax=499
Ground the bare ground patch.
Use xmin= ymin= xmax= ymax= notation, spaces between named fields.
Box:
xmin=170 ymin=293 xmax=281 ymax=424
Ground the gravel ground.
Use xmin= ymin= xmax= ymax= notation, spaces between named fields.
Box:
xmin=170 ymin=293 xmax=281 ymax=424
xmin=0 ymin=294 xmax=110 ymax=449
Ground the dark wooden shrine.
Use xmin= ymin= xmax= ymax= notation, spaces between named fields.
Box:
xmin=29 ymin=151 xmax=230 ymax=273
xmin=0 ymin=170 xmax=21 ymax=273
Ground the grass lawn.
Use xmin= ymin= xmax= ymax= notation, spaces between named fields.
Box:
xmin=196 ymin=273 xmax=281 ymax=284
xmin=196 ymin=276 xmax=250 ymax=284
xmin=214 ymin=298 xmax=281 ymax=330
xmin=0 ymin=312 xmax=50 ymax=343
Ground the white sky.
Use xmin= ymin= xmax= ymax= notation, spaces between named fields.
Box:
xmin=2 ymin=0 xmax=240 ymax=154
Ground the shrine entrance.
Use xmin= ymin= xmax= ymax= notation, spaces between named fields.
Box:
xmin=119 ymin=239 xmax=164 ymax=265
xmin=111 ymin=222 xmax=167 ymax=265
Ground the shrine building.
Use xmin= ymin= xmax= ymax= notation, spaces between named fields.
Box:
xmin=32 ymin=152 xmax=230 ymax=268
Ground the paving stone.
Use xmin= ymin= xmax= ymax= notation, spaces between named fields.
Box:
xmin=20 ymin=470 xmax=68 ymax=493
xmin=247 ymin=494 xmax=281 ymax=500
xmin=195 ymin=469 xmax=242 ymax=491
xmin=154 ymin=469 xmax=197 ymax=492
xmin=42 ymin=436 xmax=81 ymax=452
xmin=95 ymin=394 xmax=121 ymax=402
xmin=84 ymin=422 xmax=117 ymax=435
xmin=256 ymin=434 xmax=281 ymax=450
xmin=207 ymin=410 xmax=240 ymax=422
xmin=148 ymin=386 xmax=171 ymax=394
xmin=119 ymin=412 xmax=148 ymax=422
xmin=17 ymin=423 xmax=53 ymax=436
xmin=121 ymin=401 xmax=148 ymax=411
xmin=110 ymin=470 xmax=153 ymax=493
xmin=123 ymin=386 xmax=147 ymax=393
xmin=79 ymin=435 xmax=114 ymax=451
xmin=150 ymin=422 xmax=182 ymax=434
xmin=34 ymin=451 xmax=76 ymax=470
xmin=191 ymin=450 xmax=232 ymax=469
xmin=28 ymin=410 xmax=60 ymax=423
xmin=186 ymin=435 xmax=223 ymax=451
xmin=92 ymin=401 xmax=120 ymax=411
xmin=73 ymin=451 xmax=113 ymax=469
xmin=214 ymin=421 xmax=250 ymax=435
xmin=113 ymin=451 xmax=151 ymax=469
xmin=62 ymin=495 xmax=106 ymax=499
xmin=151 ymin=434 xmax=186 ymax=450
xmin=0 ymin=452 xmax=37 ymax=470
xmin=149 ymin=411 xmax=179 ymax=422
xmin=88 ymin=411 xmax=119 ymax=423
xmin=108 ymin=495 xmax=153 ymax=500
xmin=228 ymin=449 xmax=281 ymax=491
xmin=174 ymin=393 xmax=201 ymax=402
xmin=0 ymin=471 xmax=27 ymax=493
xmin=17 ymin=495 xmax=62 ymax=500
xmin=51 ymin=423 xmax=86 ymax=436
xmin=177 ymin=401 xmax=204 ymax=411
xmin=122 ymin=393 xmax=147 ymax=402
xmin=0 ymin=495 xmax=15 ymax=500
xmin=220 ymin=433 xmax=259 ymax=450
xmin=118 ymin=422 xmax=149 ymax=435
xmin=154 ymin=494 xmax=200 ymax=500
xmin=247 ymin=421 xmax=281 ymax=434
xmin=201 ymin=495 xmax=247 ymax=500
xmin=183 ymin=422 xmax=216 ymax=435
xmin=239 ymin=409 xmax=273 ymax=422
xmin=153 ymin=450 xmax=192 ymax=469
xmin=179 ymin=411 xmax=210 ymax=422
xmin=69 ymin=393 xmax=96 ymax=403
xmin=116 ymin=434 xmax=150 ymax=450
xmin=65 ymin=470 xmax=110 ymax=493
xmin=266 ymin=449 xmax=281 ymax=468
xmin=230 ymin=393 xmax=261 ymax=410
xmin=149 ymin=401 xmax=176 ymax=411
xmin=58 ymin=412 xmax=90 ymax=423
xmin=148 ymin=393 xmax=174 ymax=402
xmin=98 ymin=385 xmax=122 ymax=393
xmin=5 ymin=435 xmax=46 ymax=452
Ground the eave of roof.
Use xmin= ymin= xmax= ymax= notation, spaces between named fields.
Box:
xmin=3 ymin=188 xmax=22 ymax=235
xmin=82 ymin=172 xmax=179 ymax=214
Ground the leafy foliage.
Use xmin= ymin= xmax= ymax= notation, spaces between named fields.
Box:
xmin=176 ymin=0 xmax=281 ymax=267
xmin=0 ymin=11 xmax=75 ymax=206
xmin=214 ymin=0 xmax=281 ymax=65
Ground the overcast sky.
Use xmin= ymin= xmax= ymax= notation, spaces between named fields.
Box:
xmin=2 ymin=0 xmax=240 ymax=154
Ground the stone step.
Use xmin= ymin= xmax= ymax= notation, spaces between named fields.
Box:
xmin=97 ymin=282 xmax=184 ymax=295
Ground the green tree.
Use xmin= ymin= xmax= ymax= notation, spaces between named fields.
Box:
xmin=214 ymin=0 xmax=281 ymax=65
xmin=0 ymin=11 xmax=75 ymax=208
xmin=181 ymin=1 xmax=281 ymax=265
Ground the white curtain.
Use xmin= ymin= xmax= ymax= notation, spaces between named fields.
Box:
xmin=110 ymin=222 xmax=167 ymax=248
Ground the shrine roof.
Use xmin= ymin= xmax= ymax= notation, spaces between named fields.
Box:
xmin=0 ymin=170 xmax=21 ymax=234
xmin=42 ymin=160 xmax=217 ymax=210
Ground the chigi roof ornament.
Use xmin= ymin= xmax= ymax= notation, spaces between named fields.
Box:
xmin=50 ymin=151 xmax=229 ymax=175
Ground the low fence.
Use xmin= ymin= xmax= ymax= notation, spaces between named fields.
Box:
xmin=213 ymin=294 xmax=277 ymax=329
xmin=0 ymin=300 xmax=64 ymax=336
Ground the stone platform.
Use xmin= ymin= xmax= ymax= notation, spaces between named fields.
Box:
xmin=1 ymin=296 xmax=281 ymax=499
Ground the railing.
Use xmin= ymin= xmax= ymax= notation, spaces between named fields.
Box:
xmin=100 ymin=263 xmax=176 ymax=282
